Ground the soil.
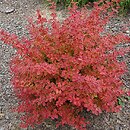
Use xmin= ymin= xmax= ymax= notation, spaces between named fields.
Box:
xmin=0 ymin=0 xmax=130 ymax=130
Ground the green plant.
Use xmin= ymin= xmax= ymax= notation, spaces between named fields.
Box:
xmin=49 ymin=0 xmax=97 ymax=8
xmin=118 ymin=95 xmax=130 ymax=106
xmin=119 ymin=0 xmax=130 ymax=15
xmin=47 ymin=0 xmax=130 ymax=15
xmin=118 ymin=97 xmax=125 ymax=106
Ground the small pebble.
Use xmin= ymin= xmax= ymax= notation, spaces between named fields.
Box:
xmin=115 ymin=124 xmax=120 ymax=130
xmin=0 ymin=3 xmax=15 ymax=14
xmin=126 ymin=30 xmax=130 ymax=34
xmin=5 ymin=115 xmax=9 ymax=120
xmin=0 ymin=127 xmax=4 ymax=130
xmin=0 ymin=113 xmax=5 ymax=119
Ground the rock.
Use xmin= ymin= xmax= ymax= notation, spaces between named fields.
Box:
xmin=0 ymin=127 xmax=4 ymax=130
xmin=5 ymin=115 xmax=9 ymax=120
xmin=0 ymin=3 xmax=15 ymax=14
xmin=115 ymin=124 xmax=120 ymax=130
xmin=0 ymin=113 xmax=5 ymax=119
xmin=126 ymin=30 xmax=130 ymax=34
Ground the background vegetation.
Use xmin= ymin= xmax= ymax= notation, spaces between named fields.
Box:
xmin=46 ymin=0 xmax=130 ymax=14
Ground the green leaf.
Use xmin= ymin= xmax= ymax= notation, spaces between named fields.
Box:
xmin=82 ymin=0 xmax=89 ymax=6
xmin=124 ymin=96 xmax=130 ymax=101
xmin=118 ymin=98 xmax=125 ymax=106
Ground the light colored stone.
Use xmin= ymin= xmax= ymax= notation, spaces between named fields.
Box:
xmin=0 ymin=3 xmax=14 ymax=14
xmin=0 ymin=113 xmax=5 ymax=119
xmin=126 ymin=30 xmax=130 ymax=34
xmin=0 ymin=127 xmax=4 ymax=130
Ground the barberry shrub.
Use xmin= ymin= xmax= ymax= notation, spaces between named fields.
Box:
xmin=0 ymin=1 xmax=130 ymax=130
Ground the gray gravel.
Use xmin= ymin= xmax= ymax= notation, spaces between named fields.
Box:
xmin=0 ymin=0 xmax=44 ymax=130
xmin=0 ymin=0 xmax=130 ymax=130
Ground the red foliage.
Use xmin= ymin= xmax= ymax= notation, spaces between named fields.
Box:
xmin=0 ymin=1 xmax=130 ymax=130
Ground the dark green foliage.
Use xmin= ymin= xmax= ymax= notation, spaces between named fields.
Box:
xmin=52 ymin=0 xmax=97 ymax=8
xmin=118 ymin=96 xmax=130 ymax=106
xmin=46 ymin=0 xmax=130 ymax=14
xmin=119 ymin=0 xmax=130 ymax=15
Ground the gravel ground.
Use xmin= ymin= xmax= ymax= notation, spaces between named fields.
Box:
xmin=0 ymin=0 xmax=130 ymax=130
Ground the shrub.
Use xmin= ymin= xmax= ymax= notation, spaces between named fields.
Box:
xmin=0 ymin=1 xmax=130 ymax=130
